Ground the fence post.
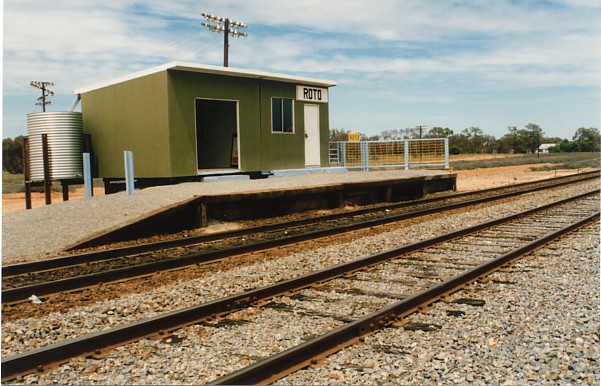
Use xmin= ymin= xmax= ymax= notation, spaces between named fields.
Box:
xmin=444 ymin=138 xmax=450 ymax=169
xmin=404 ymin=140 xmax=409 ymax=170
xmin=340 ymin=142 xmax=346 ymax=167
xmin=124 ymin=150 xmax=135 ymax=195
xmin=361 ymin=141 xmax=369 ymax=171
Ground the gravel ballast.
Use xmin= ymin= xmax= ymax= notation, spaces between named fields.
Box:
xmin=3 ymin=181 xmax=597 ymax=356
xmin=279 ymin=223 xmax=600 ymax=385
xmin=4 ymin=180 xmax=599 ymax=384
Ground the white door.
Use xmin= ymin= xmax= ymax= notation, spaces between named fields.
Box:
xmin=304 ymin=104 xmax=320 ymax=166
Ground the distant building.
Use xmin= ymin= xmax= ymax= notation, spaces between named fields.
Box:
xmin=538 ymin=143 xmax=556 ymax=154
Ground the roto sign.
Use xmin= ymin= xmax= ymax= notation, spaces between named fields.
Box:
xmin=297 ymin=86 xmax=328 ymax=103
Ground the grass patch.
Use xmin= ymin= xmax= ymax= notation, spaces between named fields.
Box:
xmin=2 ymin=172 xmax=26 ymax=193
xmin=451 ymin=152 xmax=600 ymax=171
xmin=2 ymin=172 xmax=103 ymax=194
xmin=2 ymin=172 xmax=63 ymax=194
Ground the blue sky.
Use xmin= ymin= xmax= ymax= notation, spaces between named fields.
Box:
xmin=2 ymin=0 xmax=600 ymax=140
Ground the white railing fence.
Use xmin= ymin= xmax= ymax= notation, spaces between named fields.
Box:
xmin=329 ymin=138 xmax=449 ymax=171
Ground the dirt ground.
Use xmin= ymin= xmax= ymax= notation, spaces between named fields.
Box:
xmin=1 ymin=164 xmax=593 ymax=214
xmin=2 ymin=187 xmax=105 ymax=214
xmin=454 ymin=163 xmax=592 ymax=191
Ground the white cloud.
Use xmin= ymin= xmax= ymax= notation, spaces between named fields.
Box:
xmin=3 ymin=0 xmax=600 ymax=138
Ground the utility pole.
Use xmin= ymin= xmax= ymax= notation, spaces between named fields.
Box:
xmin=30 ymin=81 xmax=55 ymax=112
xmin=416 ymin=125 xmax=427 ymax=164
xmin=201 ymin=13 xmax=248 ymax=67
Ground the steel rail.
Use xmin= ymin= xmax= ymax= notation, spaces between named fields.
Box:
xmin=2 ymin=175 xmax=597 ymax=304
xmin=1 ymin=191 xmax=597 ymax=381
xmin=3 ymin=170 xmax=597 ymax=278
xmin=209 ymin=212 xmax=600 ymax=385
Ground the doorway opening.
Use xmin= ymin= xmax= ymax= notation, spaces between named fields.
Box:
xmin=195 ymin=99 xmax=239 ymax=170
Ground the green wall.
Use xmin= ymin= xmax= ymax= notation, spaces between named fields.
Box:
xmin=319 ymin=101 xmax=330 ymax=167
xmin=81 ymin=72 xmax=171 ymax=178
xmin=259 ymin=80 xmax=304 ymax=170
xmin=167 ymin=70 xmax=262 ymax=174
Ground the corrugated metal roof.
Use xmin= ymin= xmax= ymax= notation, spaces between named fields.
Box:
xmin=74 ymin=61 xmax=337 ymax=94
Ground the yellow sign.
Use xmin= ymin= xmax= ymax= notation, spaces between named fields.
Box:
xmin=348 ymin=132 xmax=361 ymax=142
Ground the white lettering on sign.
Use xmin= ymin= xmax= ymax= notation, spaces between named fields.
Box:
xmin=296 ymin=86 xmax=328 ymax=103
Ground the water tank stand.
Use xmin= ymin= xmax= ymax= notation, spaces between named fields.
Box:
xmin=23 ymin=134 xmax=94 ymax=209
xmin=23 ymin=135 xmax=52 ymax=208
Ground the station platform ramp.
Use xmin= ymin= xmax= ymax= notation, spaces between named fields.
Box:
xmin=2 ymin=168 xmax=455 ymax=264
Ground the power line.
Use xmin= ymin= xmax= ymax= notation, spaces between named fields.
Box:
xmin=201 ymin=13 xmax=248 ymax=67
xmin=127 ymin=29 xmax=205 ymax=68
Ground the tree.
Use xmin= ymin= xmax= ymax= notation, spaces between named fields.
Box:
xmin=2 ymin=136 xmax=25 ymax=174
xmin=480 ymin=134 xmax=497 ymax=153
xmin=506 ymin=126 xmax=519 ymax=153
xmin=572 ymin=127 xmax=600 ymax=152
xmin=448 ymin=133 xmax=469 ymax=154
xmin=449 ymin=127 xmax=489 ymax=154
xmin=449 ymin=145 xmax=461 ymax=155
xmin=494 ymin=134 xmax=513 ymax=154
xmin=499 ymin=124 xmax=544 ymax=154
xmin=400 ymin=127 xmax=419 ymax=139
xmin=463 ymin=127 xmax=486 ymax=153
xmin=329 ymin=128 xmax=351 ymax=142
xmin=551 ymin=139 xmax=579 ymax=153
xmin=379 ymin=129 xmax=402 ymax=140
xmin=524 ymin=123 xmax=544 ymax=153
xmin=514 ymin=129 xmax=532 ymax=153
xmin=426 ymin=127 xmax=454 ymax=138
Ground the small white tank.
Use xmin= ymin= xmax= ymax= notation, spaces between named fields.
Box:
xmin=27 ymin=112 xmax=83 ymax=180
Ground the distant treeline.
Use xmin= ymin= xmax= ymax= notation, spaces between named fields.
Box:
xmin=3 ymin=136 xmax=25 ymax=174
xmin=330 ymin=125 xmax=600 ymax=155
xmin=3 ymin=125 xmax=599 ymax=174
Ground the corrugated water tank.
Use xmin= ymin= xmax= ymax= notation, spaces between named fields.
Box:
xmin=27 ymin=112 xmax=83 ymax=180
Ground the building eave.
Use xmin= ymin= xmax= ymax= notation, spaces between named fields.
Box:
xmin=74 ymin=61 xmax=337 ymax=94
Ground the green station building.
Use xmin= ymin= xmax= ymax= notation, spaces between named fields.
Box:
xmin=74 ymin=62 xmax=336 ymax=192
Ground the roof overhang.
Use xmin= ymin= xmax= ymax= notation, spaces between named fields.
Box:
xmin=74 ymin=61 xmax=337 ymax=94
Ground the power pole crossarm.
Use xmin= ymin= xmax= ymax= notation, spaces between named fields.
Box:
xmin=30 ymin=81 xmax=55 ymax=112
xmin=201 ymin=13 xmax=248 ymax=67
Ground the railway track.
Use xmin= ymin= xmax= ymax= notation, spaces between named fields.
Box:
xmin=2 ymin=171 xmax=598 ymax=304
xmin=2 ymin=189 xmax=598 ymax=382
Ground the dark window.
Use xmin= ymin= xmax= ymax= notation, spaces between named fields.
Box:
xmin=272 ymin=98 xmax=294 ymax=133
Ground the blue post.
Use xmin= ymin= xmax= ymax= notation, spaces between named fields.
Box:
xmin=124 ymin=151 xmax=134 ymax=195
xmin=361 ymin=141 xmax=369 ymax=171
xmin=83 ymin=153 xmax=92 ymax=198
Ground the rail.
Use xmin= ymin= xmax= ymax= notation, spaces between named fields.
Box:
xmin=2 ymin=191 xmax=598 ymax=381
xmin=211 ymin=210 xmax=599 ymax=385
xmin=2 ymin=171 xmax=598 ymax=304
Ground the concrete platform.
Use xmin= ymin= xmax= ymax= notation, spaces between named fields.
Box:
xmin=2 ymin=169 xmax=455 ymax=264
